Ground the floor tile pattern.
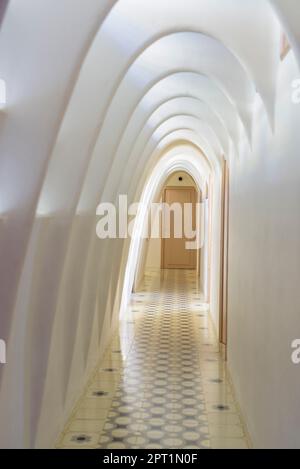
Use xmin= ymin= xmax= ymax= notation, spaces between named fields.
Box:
xmin=57 ymin=269 xmax=249 ymax=449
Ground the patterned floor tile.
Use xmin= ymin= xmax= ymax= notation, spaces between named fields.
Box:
xmin=56 ymin=269 xmax=249 ymax=449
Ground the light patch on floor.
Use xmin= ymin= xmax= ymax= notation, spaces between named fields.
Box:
xmin=57 ymin=269 xmax=249 ymax=449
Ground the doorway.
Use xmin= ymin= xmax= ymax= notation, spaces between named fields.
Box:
xmin=161 ymin=186 xmax=197 ymax=269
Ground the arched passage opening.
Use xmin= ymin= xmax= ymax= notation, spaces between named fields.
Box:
xmin=119 ymin=149 xmax=221 ymax=326
xmin=144 ymin=170 xmax=200 ymax=273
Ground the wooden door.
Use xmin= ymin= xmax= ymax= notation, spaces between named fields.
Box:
xmin=162 ymin=187 xmax=197 ymax=269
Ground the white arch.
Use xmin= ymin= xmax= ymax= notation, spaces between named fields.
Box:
xmin=120 ymin=150 xmax=212 ymax=318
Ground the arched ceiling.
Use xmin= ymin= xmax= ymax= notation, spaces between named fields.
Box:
xmin=38 ymin=29 xmax=254 ymax=214
xmin=121 ymin=147 xmax=211 ymax=317
xmin=0 ymin=0 xmax=299 ymax=388
xmin=36 ymin=0 xmax=283 ymax=218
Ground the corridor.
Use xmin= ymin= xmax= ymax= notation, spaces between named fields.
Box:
xmin=1 ymin=0 xmax=300 ymax=450
xmin=57 ymin=270 xmax=249 ymax=449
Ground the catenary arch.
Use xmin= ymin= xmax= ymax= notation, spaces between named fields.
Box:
xmin=72 ymin=137 xmax=218 ymax=377
xmin=99 ymin=109 xmax=226 ymax=205
xmin=62 ymin=28 xmax=253 ymax=231
xmin=125 ymin=128 xmax=217 ymax=192
xmin=69 ymin=130 xmax=218 ymax=342
xmin=74 ymin=132 xmax=218 ymax=359
xmin=41 ymin=2 xmax=276 ymax=216
xmin=22 ymin=121 xmax=220 ymax=449
xmin=98 ymin=137 xmax=218 ymax=329
xmin=37 ymin=0 xmax=278 ymax=215
xmin=22 ymin=39 xmax=238 ymax=441
xmin=76 ymin=70 xmax=242 ymax=213
xmin=130 ymin=139 xmax=218 ymax=208
xmin=0 ymin=2 xmax=286 ymax=352
xmin=128 ymin=96 xmax=230 ymax=154
xmin=119 ymin=148 xmax=214 ymax=318
xmin=25 ymin=16 xmax=276 ymax=424
xmin=28 ymin=92 xmax=227 ymax=398
xmin=134 ymin=72 xmax=242 ymax=142
xmin=37 ymin=30 xmax=255 ymax=216
xmin=25 ymin=30 xmax=255 ymax=392
xmin=32 ymin=29 xmax=246 ymax=366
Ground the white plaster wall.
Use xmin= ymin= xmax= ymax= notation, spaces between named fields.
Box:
xmin=209 ymin=171 xmax=222 ymax=330
xmin=200 ymin=199 xmax=209 ymax=300
xmin=145 ymin=238 xmax=162 ymax=270
xmin=165 ymin=171 xmax=197 ymax=188
xmin=227 ymin=51 xmax=300 ymax=448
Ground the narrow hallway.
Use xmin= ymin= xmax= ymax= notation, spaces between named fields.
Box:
xmin=58 ymin=270 xmax=249 ymax=449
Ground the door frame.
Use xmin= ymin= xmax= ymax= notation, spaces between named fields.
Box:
xmin=219 ymin=159 xmax=230 ymax=357
xmin=207 ymin=177 xmax=213 ymax=303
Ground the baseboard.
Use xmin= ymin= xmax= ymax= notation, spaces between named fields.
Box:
xmin=226 ymin=365 xmax=254 ymax=449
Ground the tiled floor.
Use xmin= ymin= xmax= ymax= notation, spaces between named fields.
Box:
xmin=57 ymin=269 xmax=249 ymax=449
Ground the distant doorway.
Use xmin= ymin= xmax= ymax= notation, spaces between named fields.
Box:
xmin=161 ymin=186 xmax=197 ymax=269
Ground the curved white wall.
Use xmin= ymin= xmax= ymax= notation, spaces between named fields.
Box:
xmin=228 ymin=51 xmax=300 ymax=449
